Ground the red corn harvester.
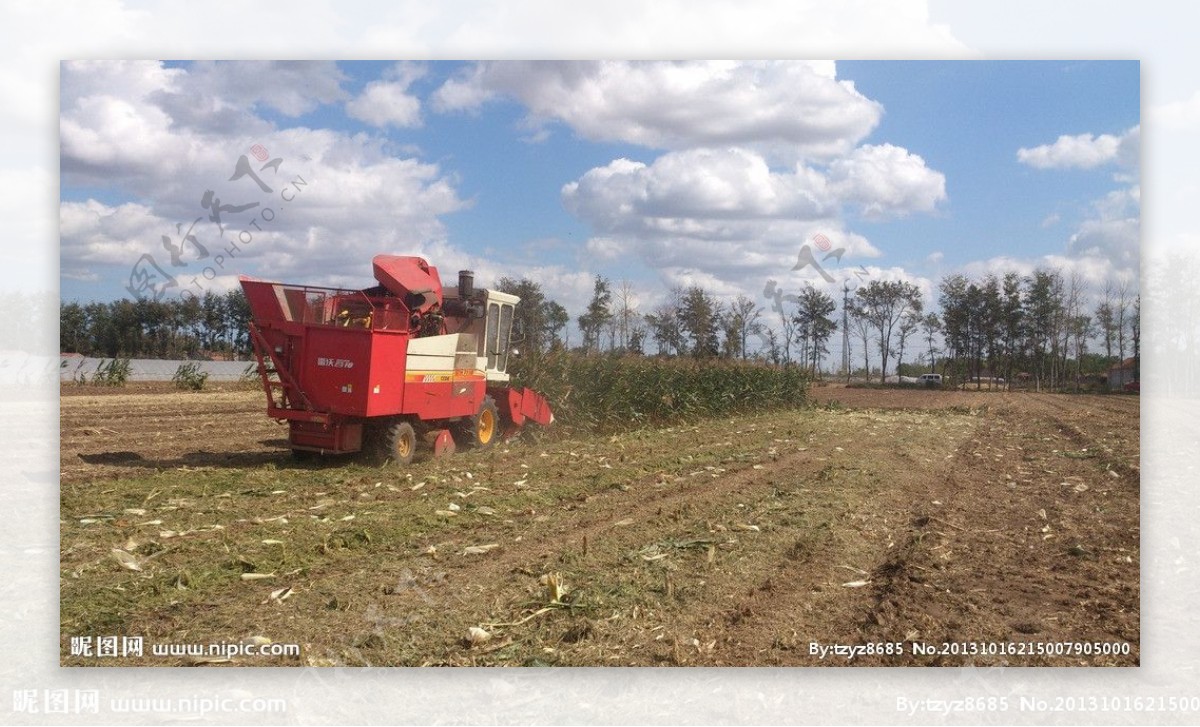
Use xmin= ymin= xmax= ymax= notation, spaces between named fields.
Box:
xmin=239 ymin=255 xmax=554 ymax=464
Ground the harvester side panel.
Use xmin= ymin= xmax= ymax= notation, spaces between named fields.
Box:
xmin=362 ymin=331 xmax=406 ymax=417
xmin=299 ymin=326 xmax=374 ymax=416
xmin=248 ymin=321 xmax=315 ymax=416
xmin=517 ymin=387 xmax=554 ymax=426
xmin=401 ymin=380 xmax=486 ymax=420
xmin=395 ymin=333 xmax=485 ymax=420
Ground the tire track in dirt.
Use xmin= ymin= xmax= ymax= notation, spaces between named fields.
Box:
xmin=61 ymin=390 xmax=281 ymax=483
xmin=685 ymin=420 xmax=968 ymax=665
xmin=1012 ymin=393 xmax=1140 ymax=482
xmin=841 ymin=403 xmax=1139 ymax=665
xmin=307 ymin=417 xmax=851 ymax=663
xmin=677 ymin=392 xmax=1139 ymax=666
xmin=310 ymin=408 xmax=978 ymax=665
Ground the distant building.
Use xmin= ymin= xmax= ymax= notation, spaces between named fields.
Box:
xmin=1108 ymin=357 xmax=1137 ymax=391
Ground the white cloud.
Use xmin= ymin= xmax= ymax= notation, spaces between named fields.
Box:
xmin=1017 ymin=125 xmax=1139 ymax=170
xmin=61 ymin=268 xmax=100 ymax=282
xmin=179 ymin=61 xmax=348 ymax=117
xmin=1065 ymin=185 xmax=1140 ymax=269
xmin=578 ymin=219 xmax=881 ymax=304
xmin=958 ymin=255 xmax=1037 ymax=281
xmin=946 ymin=178 xmax=1139 ymax=304
xmin=564 ymin=145 xmax=943 ymax=238
xmin=563 ymin=149 xmax=838 ymax=231
xmin=1016 ymin=125 xmax=1140 ymax=288
xmin=56 ymin=60 xmax=625 ymax=312
xmin=345 ymin=63 xmax=426 ymax=128
xmin=58 ymin=61 xmax=474 ymax=289
xmin=560 ymin=140 xmax=955 ymax=296
xmin=827 ymin=143 xmax=946 ymax=219
xmin=60 ymin=200 xmax=166 ymax=266
xmin=1062 ymin=225 xmax=1137 ymax=268
xmin=346 ymin=83 xmax=421 ymax=128
xmin=434 ymin=61 xmax=882 ymax=162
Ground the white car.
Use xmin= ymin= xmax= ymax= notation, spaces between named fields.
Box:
xmin=919 ymin=373 xmax=942 ymax=386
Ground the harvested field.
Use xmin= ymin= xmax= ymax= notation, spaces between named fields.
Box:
xmin=60 ymin=383 xmax=1139 ymax=666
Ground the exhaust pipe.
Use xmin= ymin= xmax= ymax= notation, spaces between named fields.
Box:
xmin=458 ymin=270 xmax=474 ymax=299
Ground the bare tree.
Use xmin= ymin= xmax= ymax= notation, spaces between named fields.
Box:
xmin=615 ymin=280 xmax=639 ymax=351
xmin=1116 ymin=277 xmax=1132 ymax=362
xmin=855 ymin=280 xmax=924 ymax=383
xmin=849 ymin=304 xmax=872 ymax=379
xmin=894 ymin=310 xmax=921 ymax=379
xmin=920 ymin=313 xmax=941 ymax=373
xmin=724 ymin=294 xmax=762 ymax=361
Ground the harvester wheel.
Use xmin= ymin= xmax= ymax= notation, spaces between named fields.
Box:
xmin=367 ymin=418 xmax=417 ymax=465
xmin=453 ymin=396 xmax=499 ymax=450
xmin=383 ymin=420 xmax=418 ymax=465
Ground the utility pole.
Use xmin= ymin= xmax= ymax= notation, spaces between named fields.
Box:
xmin=841 ymin=281 xmax=851 ymax=383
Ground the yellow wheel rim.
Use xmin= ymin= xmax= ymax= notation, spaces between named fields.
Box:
xmin=396 ymin=431 xmax=413 ymax=459
xmin=478 ymin=409 xmax=495 ymax=444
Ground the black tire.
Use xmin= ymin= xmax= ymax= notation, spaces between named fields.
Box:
xmin=368 ymin=419 xmax=417 ymax=465
xmin=452 ymin=396 xmax=499 ymax=450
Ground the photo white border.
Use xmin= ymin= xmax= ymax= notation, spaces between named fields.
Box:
xmin=3 ymin=2 xmax=1195 ymax=723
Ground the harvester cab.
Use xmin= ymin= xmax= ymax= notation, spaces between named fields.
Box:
xmin=443 ymin=284 xmax=519 ymax=382
xmin=239 ymin=255 xmax=554 ymax=464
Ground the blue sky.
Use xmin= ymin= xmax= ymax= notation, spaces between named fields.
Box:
xmin=60 ymin=60 xmax=1140 ymax=324
xmin=839 ymin=60 xmax=1139 ymax=269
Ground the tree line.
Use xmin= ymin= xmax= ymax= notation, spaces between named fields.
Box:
xmin=60 ymin=290 xmax=252 ymax=359
xmin=938 ymin=270 xmax=1138 ymax=390
xmin=554 ymin=266 xmax=1139 ymax=391
xmin=59 ymin=265 xmax=1140 ymax=392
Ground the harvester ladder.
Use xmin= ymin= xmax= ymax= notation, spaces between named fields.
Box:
xmin=248 ymin=322 xmax=314 ymax=414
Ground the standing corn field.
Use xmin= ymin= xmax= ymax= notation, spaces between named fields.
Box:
xmin=509 ymin=351 xmax=809 ymax=433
